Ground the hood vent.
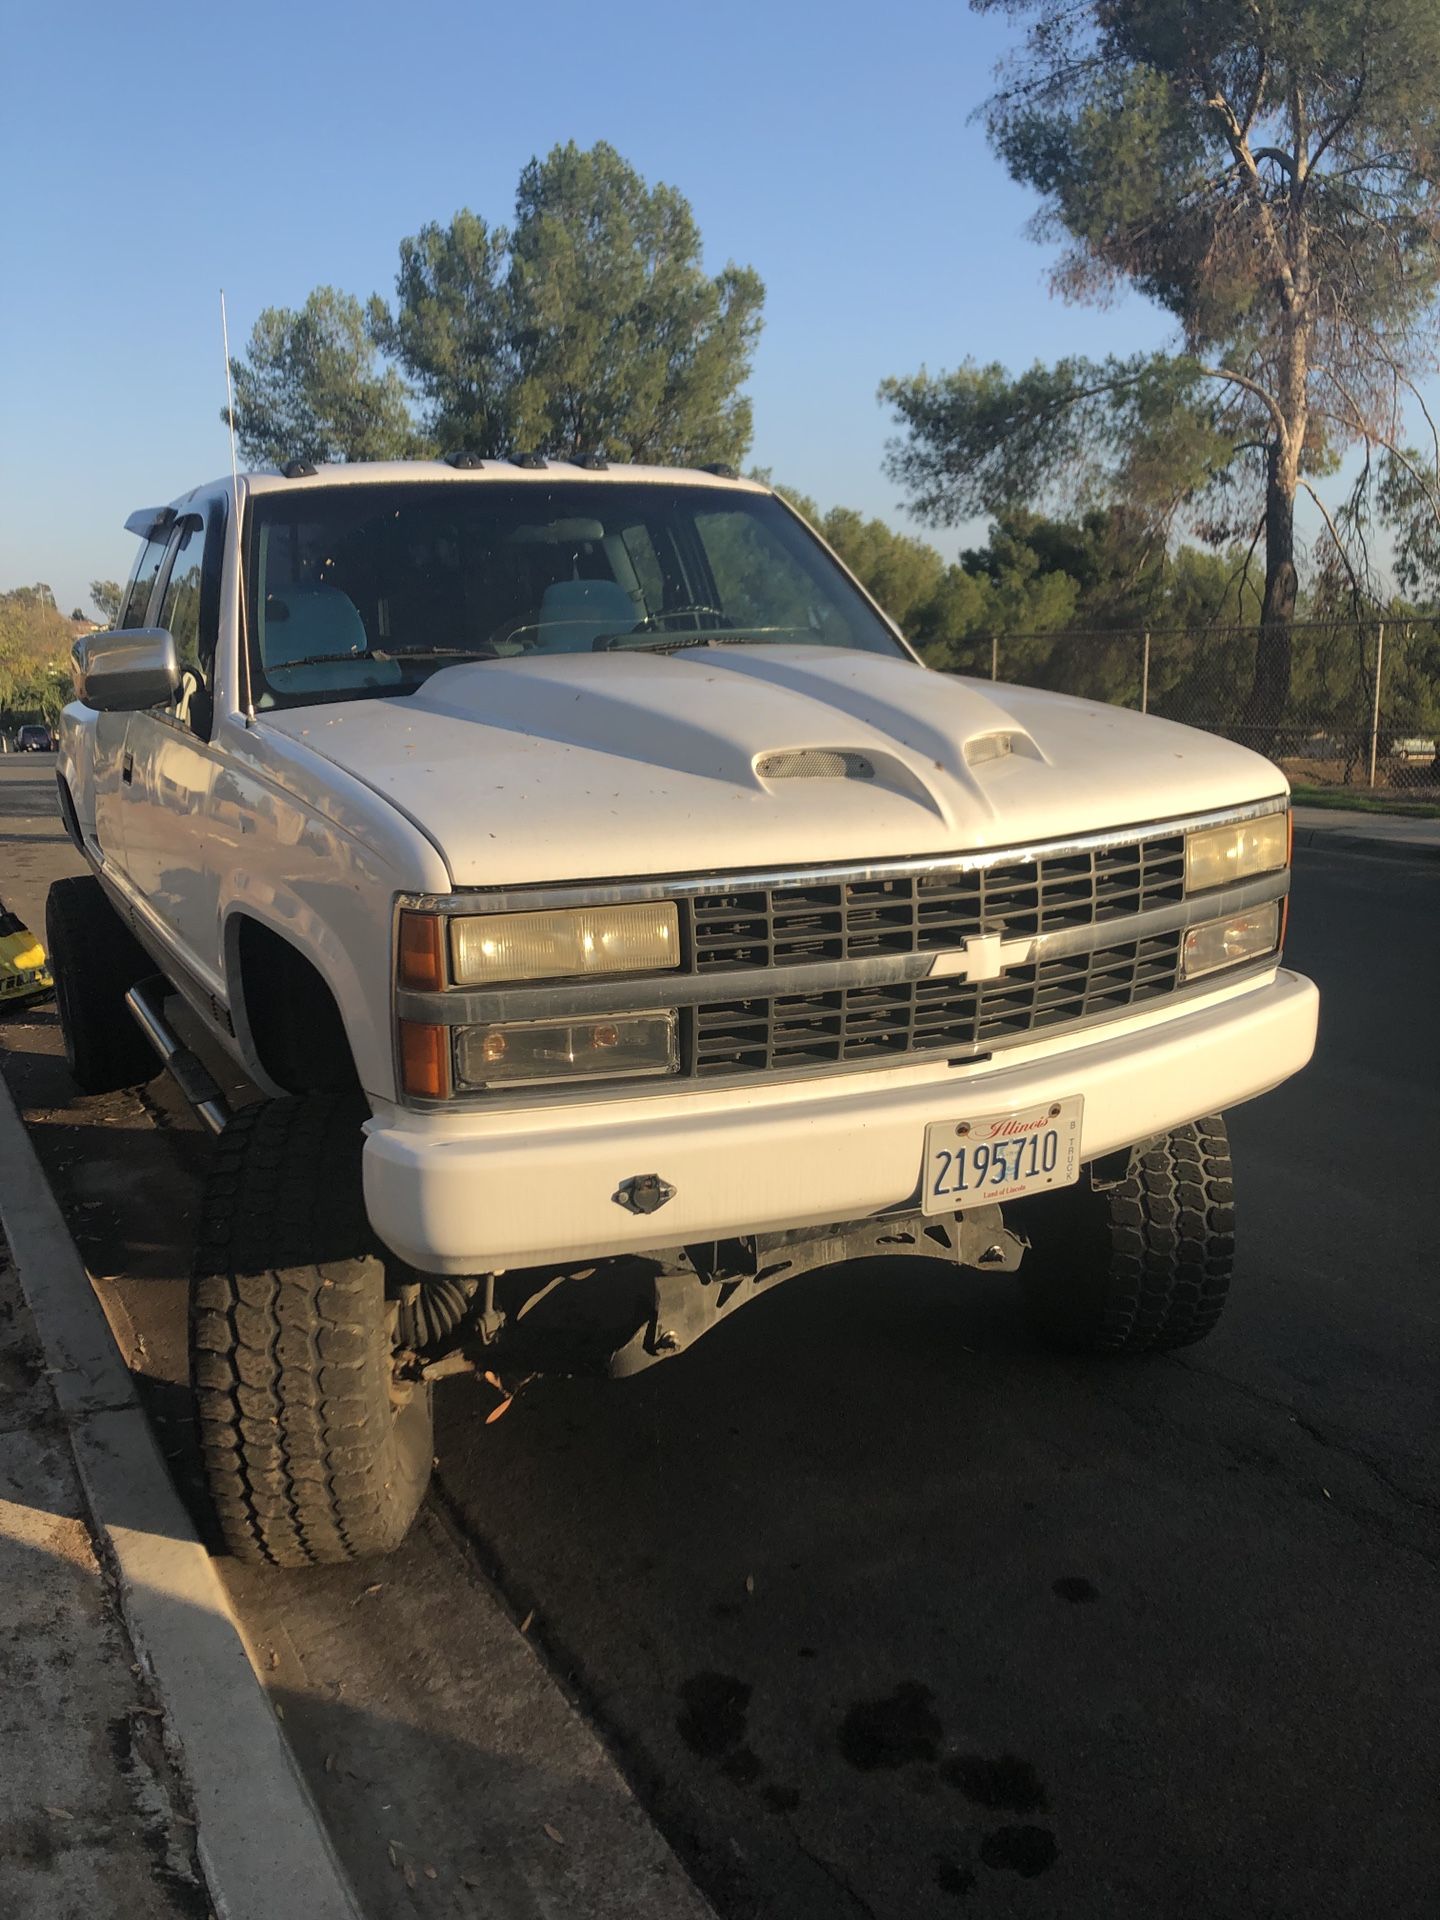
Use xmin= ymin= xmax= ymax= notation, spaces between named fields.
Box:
xmin=756 ymin=749 xmax=875 ymax=782
xmin=964 ymin=729 xmax=1044 ymax=767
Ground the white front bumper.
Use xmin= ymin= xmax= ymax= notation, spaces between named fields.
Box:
xmin=362 ymin=968 xmax=1318 ymax=1274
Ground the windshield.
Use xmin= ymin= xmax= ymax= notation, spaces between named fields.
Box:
xmin=244 ymin=479 xmax=908 ymax=707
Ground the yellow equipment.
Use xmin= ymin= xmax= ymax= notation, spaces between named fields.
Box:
xmin=0 ymin=904 xmax=53 ymax=1007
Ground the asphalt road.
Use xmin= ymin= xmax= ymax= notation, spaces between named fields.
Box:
xmin=1 ymin=754 xmax=1436 ymax=1919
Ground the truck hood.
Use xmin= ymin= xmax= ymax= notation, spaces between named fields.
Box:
xmin=258 ymin=647 xmax=1286 ymax=888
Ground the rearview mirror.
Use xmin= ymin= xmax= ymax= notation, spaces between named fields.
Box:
xmin=72 ymin=628 xmax=180 ymax=713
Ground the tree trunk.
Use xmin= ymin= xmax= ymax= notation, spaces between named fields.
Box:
xmin=1244 ymin=441 xmax=1298 ymax=752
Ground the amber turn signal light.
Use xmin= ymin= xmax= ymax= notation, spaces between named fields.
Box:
xmin=398 ymin=911 xmax=446 ymax=992
xmin=400 ymin=1020 xmax=451 ymax=1099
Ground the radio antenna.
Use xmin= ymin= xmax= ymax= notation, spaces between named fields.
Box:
xmin=220 ymin=290 xmax=256 ymax=723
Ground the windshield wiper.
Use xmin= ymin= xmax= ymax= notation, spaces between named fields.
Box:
xmin=267 ymin=646 xmax=500 ymax=670
xmin=596 ymin=629 xmax=796 ymax=654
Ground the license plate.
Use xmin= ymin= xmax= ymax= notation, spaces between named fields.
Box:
xmin=922 ymin=1096 xmax=1083 ymax=1214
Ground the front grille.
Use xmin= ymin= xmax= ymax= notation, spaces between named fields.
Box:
xmin=687 ymin=833 xmax=1185 ymax=973
xmin=691 ymin=932 xmax=1184 ymax=1076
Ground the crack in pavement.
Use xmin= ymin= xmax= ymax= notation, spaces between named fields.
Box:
xmin=791 ymin=1832 xmax=882 ymax=1920
xmin=1169 ymin=1355 xmax=1438 ymax=1514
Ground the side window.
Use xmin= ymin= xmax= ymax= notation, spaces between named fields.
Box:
xmin=157 ymin=518 xmax=206 ymax=676
xmin=120 ymin=534 xmax=172 ymax=628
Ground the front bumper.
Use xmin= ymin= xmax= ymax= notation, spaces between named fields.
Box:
xmin=362 ymin=966 xmax=1319 ymax=1274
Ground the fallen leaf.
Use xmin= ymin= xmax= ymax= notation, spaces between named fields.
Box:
xmin=43 ymin=1807 xmax=73 ymax=1820
xmin=387 ymin=1841 xmax=400 ymax=1868
xmin=267 ymin=1651 xmax=280 ymax=1670
xmin=744 ymin=1573 xmax=755 ymax=1595
xmin=404 ymin=1862 xmax=417 ymax=1889
xmin=324 ymin=1753 xmax=336 ymax=1774
xmin=543 ymin=1823 xmax=565 ymax=1845
xmin=519 ymin=1609 xmax=535 ymax=1634
xmin=424 ymin=1865 xmax=438 ymax=1880
xmin=483 ymin=1370 xmax=505 ymax=1391
xmin=274 ymin=1703 xmax=285 ymax=1720
xmin=461 ymin=1872 xmax=484 ymax=1888
xmin=486 ymin=1397 xmax=514 ymax=1425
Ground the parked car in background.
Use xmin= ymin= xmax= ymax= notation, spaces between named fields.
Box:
xmin=16 ymin=724 xmax=55 ymax=752
xmin=1391 ymin=736 xmax=1437 ymax=762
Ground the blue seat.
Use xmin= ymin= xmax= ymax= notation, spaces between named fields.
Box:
xmin=535 ymin=579 xmax=638 ymax=653
xmin=262 ymin=583 xmax=401 ymax=691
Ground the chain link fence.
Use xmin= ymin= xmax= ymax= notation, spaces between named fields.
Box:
xmin=939 ymin=616 xmax=1440 ymax=791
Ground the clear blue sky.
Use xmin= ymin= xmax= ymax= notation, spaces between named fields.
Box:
xmin=0 ymin=0 xmax=1179 ymax=615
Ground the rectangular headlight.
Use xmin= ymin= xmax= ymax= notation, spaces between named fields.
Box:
xmin=1181 ymin=903 xmax=1280 ymax=980
xmin=1185 ymin=812 xmax=1288 ymax=892
xmin=450 ymin=902 xmax=679 ymax=987
xmin=454 ymin=1011 xmax=678 ymax=1088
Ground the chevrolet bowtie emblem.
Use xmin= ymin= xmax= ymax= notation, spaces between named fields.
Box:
xmin=927 ymin=932 xmax=1035 ymax=984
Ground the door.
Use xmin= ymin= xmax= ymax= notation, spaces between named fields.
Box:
xmin=121 ymin=510 xmax=225 ymax=992
xmin=91 ymin=527 xmax=172 ymax=870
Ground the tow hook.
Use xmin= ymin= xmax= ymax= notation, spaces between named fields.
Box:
xmin=614 ymin=1172 xmax=676 ymax=1215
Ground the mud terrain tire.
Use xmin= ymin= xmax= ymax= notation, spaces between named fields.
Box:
xmin=1021 ymin=1117 xmax=1235 ymax=1352
xmin=191 ymin=1092 xmax=432 ymax=1565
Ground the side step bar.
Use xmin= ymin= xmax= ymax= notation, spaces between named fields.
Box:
xmin=125 ymin=977 xmax=232 ymax=1135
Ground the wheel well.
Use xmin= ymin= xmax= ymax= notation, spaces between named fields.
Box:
xmin=233 ymin=919 xmax=358 ymax=1095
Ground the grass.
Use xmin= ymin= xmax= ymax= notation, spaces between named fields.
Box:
xmin=1289 ymin=784 xmax=1440 ymax=819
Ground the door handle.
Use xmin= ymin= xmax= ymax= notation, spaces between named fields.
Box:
xmin=122 ymin=751 xmax=134 ymax=785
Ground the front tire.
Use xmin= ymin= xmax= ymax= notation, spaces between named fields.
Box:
xmin=191 ymin=1092 xmax=432 ymax=1566
xmin=1021 ymin=1117 xmax=1235 ymax=1352
xmin=45 ymin=875 xmax=159 ymax=1093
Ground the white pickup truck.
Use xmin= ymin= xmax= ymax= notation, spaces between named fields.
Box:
xmin=54 ymin=459 xmax=1318 ymax=1566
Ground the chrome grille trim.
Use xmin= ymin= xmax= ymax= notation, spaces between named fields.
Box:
xmin=687 ymin=832 xmax=1185 ymax=972
xmin=692 ymin=932 xmax=1185 ymax=1076
xmin=391 ymin=798 xmax=1290 ymax=1101
xmin=395 ymin=870 xmax=1287 ymax=1025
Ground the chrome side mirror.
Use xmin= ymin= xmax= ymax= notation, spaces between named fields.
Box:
xmin=72 ymin=628 xmax=180 ymax=713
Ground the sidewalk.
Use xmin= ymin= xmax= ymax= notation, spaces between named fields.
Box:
xmin=0 ymin=1237 xmax=208 ymax=1919
xmin=1291 ymin=803 xmax=1440 ymax=860
xmin=0 ymin=1076 xmax=364 ymax=1920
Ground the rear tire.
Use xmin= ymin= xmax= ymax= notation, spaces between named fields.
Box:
xmin=191 ymin=1092 xmax=433 ymax=1566
xmin=45 ymin=875 xmax=158 ymax=1093
xmin=1020 ymin=1116 xmax=1235 ymax=1353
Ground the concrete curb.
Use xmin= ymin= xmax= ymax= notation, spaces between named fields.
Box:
xmin=0 ymin=1074 xmax=365 ymax=1920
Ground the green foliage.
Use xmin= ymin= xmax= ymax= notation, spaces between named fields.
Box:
xmin=0 ymin=584 xmax=74 ymax=726
xmin=971 ymin=0 xmax=1440 ymax=375
xmin=227 ymin=147 xmax=762 ymax=472
xmin=368 ymin=211 xmax=514 ymax=457
xmin=225 ymin=287 xmax=423 ymax=467
xmin=774 ymin=492 xmax=1267 ymax=675
xmin=1378 ymin=448 xmax=1440 ymax=600
xmin=373 ymin=142 xmax=764 ymax=464
xmin=880 ymin=354 xmax=1229 ymax=526
xmin=88 ymin=579 xmax=123 ymax=626
xmin=778 ymin=490 xmax=947 ymax=631
xmin=884 ymin=0 xmax=1440 ymax=727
